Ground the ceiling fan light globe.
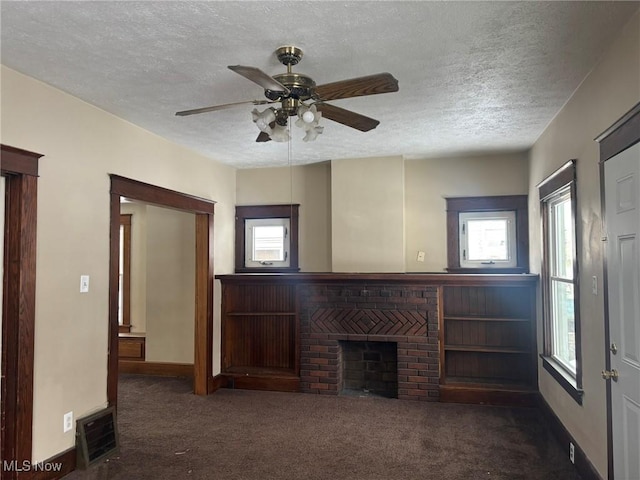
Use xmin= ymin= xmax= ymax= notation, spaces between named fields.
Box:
xmin=302 ymin=110 xmax=315 ymax=123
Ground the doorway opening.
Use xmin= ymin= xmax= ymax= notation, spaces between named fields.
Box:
xmin=108 ymin=175 xmax=215 ymax=406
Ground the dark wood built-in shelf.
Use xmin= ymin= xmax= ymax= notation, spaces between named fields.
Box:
xmin=444 ymin=345 xmax=530 ymax=354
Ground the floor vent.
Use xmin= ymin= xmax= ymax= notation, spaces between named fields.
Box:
xmin=76 ymin=406 xmax=119 ymax=469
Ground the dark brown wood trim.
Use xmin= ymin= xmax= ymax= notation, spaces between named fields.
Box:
xmin=119 ymin=214 xmax=132 ymax=329
xmin=108 ymin=176 xmax=216 ymax=407
xmin=110 ymin=175 xmax=215 ymax=214
xmin=541 ymin=356 xmax=583 ymax=405
xmin=26 ymin=447 xmax=77 ymax=480
xmin=2 ymin=145 xmax=42 ymax=479
xmin=194 ymin=213 xmax=214 ymax=395
xmin=223 ymin=374 xmax=300 ymax=392
xmin=119 ymin=361 xmax=194 ymax=378
xmin=439 ymin=385 xmax=538 ymax=407
xmin=208 ymin=374 xmax=229 ymax=393
xmin=538 ymin=160 xmax=583 ymax=398
xmin=596 ymin=101 xmax=640 ymax=162
xmin=538 ymin=395 xmax=603 ymax=480
xmin=235 ymin=204 xmax=300 ymax=273
xmin=538 ymin=160 xmax=576 ymax=201
xmin=215 ymin=273 xmax=539 ymax=287
xmin=445 ymin=195 xmax=529 ymax=272
xmin=597 ymin=102 xmax=640 ymax=480
xmin=1 ymin=145 xmax=42 ymax=177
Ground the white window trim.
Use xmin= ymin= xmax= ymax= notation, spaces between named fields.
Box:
xmin=459 ymin=210 xmax=517 ymax=268
xmin=244 ymin=218 xmax=291 ymax=269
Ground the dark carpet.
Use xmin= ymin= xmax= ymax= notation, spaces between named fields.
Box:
xmin=65 ymin=374 xmax=580 ymax=480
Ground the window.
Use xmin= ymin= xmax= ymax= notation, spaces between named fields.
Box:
xmin=459 ymin=210 xmax=517 ymax=268
xmin=446 ymin=195 xmax=528 ymax=273
xmin=539 ymin=160 xmax=582 ymax=403
xmin=235 ymin=205 xmax=299 ymax=273
xmin=118 ymin=214 xmax=132 ymax=333
xmin=244 ymin=218 xmax=290 ymax=268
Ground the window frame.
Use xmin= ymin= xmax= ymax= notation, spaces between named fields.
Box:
xmin=539 ymin=160 xmax=583 ymax=404
xmin=459 ymin=210 xmax=518 ymax=268
xmin=244 ymin=217 xmax=291 ymax=268
xmin=118 ymin=214 xmax=132 ymax=333
xmin=446 ymin=195 xmax=529 ymax=273
xmin=235 ymin=204 xmax=300 ymax=273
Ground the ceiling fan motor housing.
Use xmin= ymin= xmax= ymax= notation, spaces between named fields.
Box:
xmin=267 ymin=72 xmax=316 ymax=115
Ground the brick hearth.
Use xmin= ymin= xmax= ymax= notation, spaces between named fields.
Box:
xmin=298 ymin=284 xmax=439 ymax=401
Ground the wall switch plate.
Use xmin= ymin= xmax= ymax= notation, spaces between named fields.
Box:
xmin=416 ymin=251 xmax=425 ymax=262
xmin=569 ymin=442 xmax=575 ymax=464
xmin=80 ymin=275 xmax=90 ymax=293
xmin=592 ymin=276 xmax=598 ymax=295
xmin=63 ymin=411 xmax=74 ymax=433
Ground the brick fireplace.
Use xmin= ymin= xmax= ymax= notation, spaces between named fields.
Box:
xmin=298 ymin=284 xmax=440 ymax=401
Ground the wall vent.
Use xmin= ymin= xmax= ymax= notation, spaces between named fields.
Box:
xmin=76 ymin=406 xmax=119 ymax=469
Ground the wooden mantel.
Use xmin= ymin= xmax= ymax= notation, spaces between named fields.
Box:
xmin=216 ymin=273 xmax=539 ymax=406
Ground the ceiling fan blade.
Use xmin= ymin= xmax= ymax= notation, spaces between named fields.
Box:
xmin=175 ymin=100 xmax=271 ymax=117
xmin=228 ymin=65 xmax=290 ymax=94
xmin=316 ymin=103 xmax=380 ymax=132
xmin=256 ymin=131 xmax=271 ymax=142
xmin=315 ymin=73 xmax=399 ymax=101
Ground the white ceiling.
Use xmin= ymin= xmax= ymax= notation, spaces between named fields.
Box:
xmin=1 ymin=1 xmax=638 ymax=168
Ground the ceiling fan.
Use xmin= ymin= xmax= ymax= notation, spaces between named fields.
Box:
xmin=175 ymin=46 xmax=399 ymax=142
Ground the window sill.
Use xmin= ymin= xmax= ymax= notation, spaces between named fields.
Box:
xmin=235 ymin=267 xmax=301 ymax=274
xmin=446 ymin=267 xmax=529 ymax=274
xmin=541 ymin=355 xmax=583 ymax=405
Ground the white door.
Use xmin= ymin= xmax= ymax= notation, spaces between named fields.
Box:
xmin=605 ymin=141 xmax=640 ymax=480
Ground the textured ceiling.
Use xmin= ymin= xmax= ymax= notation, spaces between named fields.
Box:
xmin=1 ymin=1 xmax=638 ymax=168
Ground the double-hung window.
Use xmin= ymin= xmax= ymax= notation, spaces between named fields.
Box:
xmin=539 ymin=160 xmax=582 ymax=403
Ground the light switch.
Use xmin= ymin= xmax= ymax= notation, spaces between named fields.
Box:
xmin=80 ymin=275 xmax=90 ymax=293
xmin=417 ymin=251 xmax=426 ymax=262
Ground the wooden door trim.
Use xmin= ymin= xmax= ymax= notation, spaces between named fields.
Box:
xmin=108 ymin=175 xmax=216 ymax=405
xmin=1 ymin=144 xmax=43 ymax=478
xmin=596 ymin=101 xmax=640 ymax=480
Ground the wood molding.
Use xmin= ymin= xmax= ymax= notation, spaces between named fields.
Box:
xmin=234 ymin=204 xmax=300 ymax=273
xmin=27 ymin=447 xmax=77 ymax=480
xmin=1 ymin=145 xmax=42 ymax=177
xmin=1 ymin=145 xmax=42 ymax=478
xmin=445 ymin=195 xmax=529 ymax=272
xmin=208 ymin=374 xmax=229 ymax=393
xmin=538 ymin=396 xmax=603 ymax=480
xmin=108 ymin=176 xmax=215 ymax=407
xmin=224 ymin=374 xmax=300 ymax=392
xmin=119 ymin=361 xmax=194 ymax=377
xmin=596 ymin=101 xmax=640 ymax=162
xmin=439 ymin=385 xmax=538 ymax=407
xmin=110 ymin=175 xmax=215 ymax=214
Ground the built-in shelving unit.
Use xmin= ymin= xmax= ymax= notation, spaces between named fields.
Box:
xmin=220 ymin=282 xmax=299 ymax=391
xmin=440 ymin=284 xmax=537 ymax=405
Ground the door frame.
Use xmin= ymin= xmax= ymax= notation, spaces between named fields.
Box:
xmin=596 ymin=101 xmax=640 ymax=479
xmin=108 ymin=175 xmax=215 ymax=405
xmin=1 ymin=145 xmax=43 ymax=478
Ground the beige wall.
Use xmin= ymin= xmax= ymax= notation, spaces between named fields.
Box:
xmin=405 ymin=153 xmax=529 ymax=272
xmin=0 ymin=66 xmax=236 ymax=462
xmin=331 ymin=156 xmax=405 ymax=272
xmin=529 ymin=12 xmax=640 ymax=477
xmin=144 ymin=206 xmax=195 ymax=364
xmin=236 ymin=162 xmax=332 ymax=272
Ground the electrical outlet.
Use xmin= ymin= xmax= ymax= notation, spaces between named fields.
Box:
xmin=569 ymin=442 xmax=575 ymax=464
xmin=416 ymin=251 xmax=425 ymax=262
xmin=63 ymin=411 xmax=73 ymax=433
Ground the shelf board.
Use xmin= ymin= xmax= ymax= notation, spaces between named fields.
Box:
xmin=224 ymin=366 xmax=298 ymax=377
xmin=226 ymin=312 xmax=296 ymax=317
xmin=444 ymin=316 xmax=530 ymax=322
xmin=443 ymin=376 xmax=534 ymax=389
xmin=444 ymin=345 xmax=530 ymax=354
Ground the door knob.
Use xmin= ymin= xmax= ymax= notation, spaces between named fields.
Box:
xmin=601 ymin=369 xmax=619 ymax=381
xmin=610 ymin=343 xmax=618 ymax=354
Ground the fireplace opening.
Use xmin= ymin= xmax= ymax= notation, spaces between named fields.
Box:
xmin=339 ymin=341 xmax=397 ymax=399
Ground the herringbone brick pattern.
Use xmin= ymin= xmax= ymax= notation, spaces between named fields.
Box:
xmin=310 ymin=308 xmax=427 ymax=336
